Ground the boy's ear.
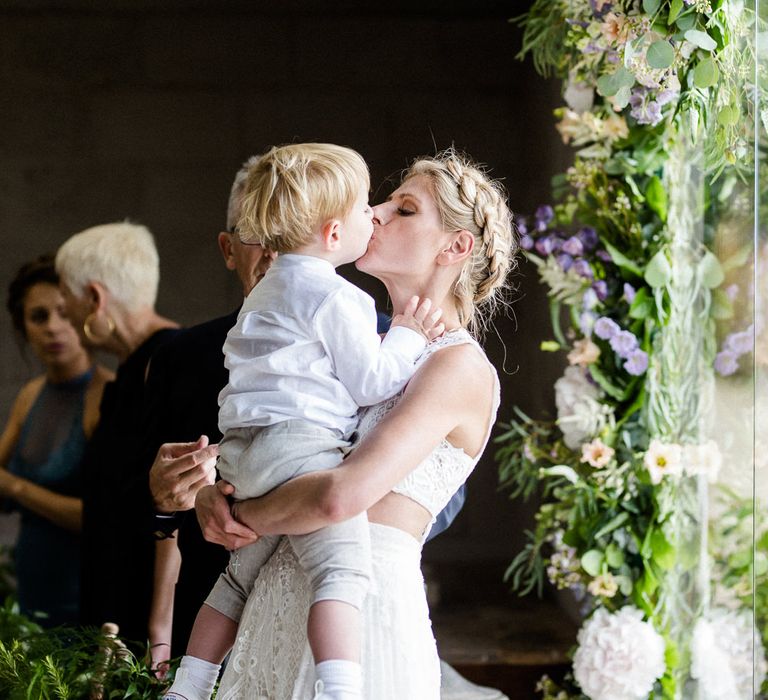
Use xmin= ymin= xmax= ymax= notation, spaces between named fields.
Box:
xmin=320 ymin=219 xmax=342 ymax=252
xmin=437 ymin=230 xmax=474 ymax=266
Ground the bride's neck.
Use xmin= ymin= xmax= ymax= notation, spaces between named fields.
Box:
xmin=385 ymin=278 xmax=462 ymax=332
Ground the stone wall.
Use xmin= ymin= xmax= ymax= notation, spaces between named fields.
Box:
xmin=0 ymin=0 xmax=570 ymax=570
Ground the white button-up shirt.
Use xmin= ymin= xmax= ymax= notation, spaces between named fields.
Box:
xmin=218 ymin=254 xmax=425 ymax=438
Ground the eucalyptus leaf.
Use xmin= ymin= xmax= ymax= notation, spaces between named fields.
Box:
xmin=596 ymin=67 xmax=635 ymax=97
xmin=675 ymin=12 xmax=697 ymax=31
xmin=685 ymin=29 xmax=717 ymax=52
xmin=613 ymin=84 xmax=631 ymax=110
xmin=643 ymin=0 xmax=661 ymax=14
xmin=698 ymin=249 xmax=725 ymax=288
xmin=605 ymin=542 xmax=625 ymax=568
xmin=581 ymin=549 xmax=604 ymax=577
xmin=616 ymin=575 xmax=633 ymax=596
xmin=717 ymin=104 xmax=739 ymax=126
xmin=644 ymin=250 xmax=671 ymax=287
xmin=647 ymin=40 xmax=675 ymax=69
xmin=693 ymin=57 xmax=719 ymax=89
xmin=711 ymin=288 xmax=734 ymax=320
xmin=722 ymin=243 xmax=752 ymax=272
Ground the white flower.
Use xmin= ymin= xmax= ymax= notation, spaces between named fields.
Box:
xmin=587 ymin=572 xmax=619 ymax=598
xmin=568 ymin=338 xmax=601 ymax=367
xmin=691 ymin=609 xmax=767 ymax=700
xmin=555 ymin=367 xmax=611 ymax=449
xmin=573 ymin=606 xmax=666 ymax=700
xmin=643 ymin=439 xmax=683 ymax=485
xmin=580 ymin=438 xmax=615 ymax=468
xmin=564 ymin=75 xmax=595 ymax=114
xmin=682 ymin=440 xmax=722 ymax=483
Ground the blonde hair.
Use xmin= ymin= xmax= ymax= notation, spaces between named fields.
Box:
xmin=405 ymin=149 xmax=517 ymax=337
xmin=237 ymin=143 xmax=369 ymax=253
xmin=55 ymin=221 xmax=160 ymax=313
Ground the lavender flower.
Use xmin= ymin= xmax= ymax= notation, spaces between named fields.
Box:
xmin=572 ymin=259 xmax=594 ymax=280
xmin=596 ymin=249 xmax=613 ymax=262
xmin=535 ymin=205 xmax=554 ymax=228
xmin=594 ymin=316 xmax=620 ymax=340
xmin=579 ymin=311 xmax=597 ymax=336
xmin=557 ymin=253 xmax=574 ymax=272
xmin=562 ymin=236 xmax=585 ymax=257
xmin=629 ymin=88 xmax=663 ymax=127
xmin=514 ymin=215 xmax=528 ymax=235
xmin=610 ymin=330 xmax=639 ymax=358
xmin=714 ymin=350 xmax=739 ymax=376
xmin=592 ymin=280 xmax=608 ymax=302
xmin=624 ymin=349 xmax=649 ymax=376
xmin=535 ymin=236 xmax=557 ymax=256
xmin=577 ymin=227 xmax=599 ymax=251
xmin=724 ymin=326 xmax=754 ymax=356
xmin=623 ymin=283 xmax=636 ymax=304
xmin=582 ymin=288 xmax=599 ymax=311
xmin=520 ymin=234 xmax=535 ymax=251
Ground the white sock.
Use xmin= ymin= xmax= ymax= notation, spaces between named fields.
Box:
xmin=164 ymin=655 xmax=220 ymax=700
xmin=314 ymin=659 xmax=363 ymax=700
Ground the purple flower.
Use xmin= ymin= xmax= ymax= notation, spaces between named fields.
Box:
xmin=594 ymin=316 xmax=620 ymax=340
xmin=724 ymin=327 xmax=754 ymax=356
xmin=562 ymin=236 xmax=585 ymax=257
xmin=579 ymin=311 xmax=597 ymax=336
xmin=557 ymin=253 xmax=574 ymax=272
xmin=624 ymin=349 xmax=649 ymax=376
xmin=582 ymin=288 xmax=599 ymax=310
xmin=715 ymin=350 xmax=739 ymax=376
xmin=623 ymin=283 xmax=636 ymax=304
xmin=610 ymin=330 xmax=639 ymax=359
xmin=535 ymin=236 xmax=557 ymax=256
xmin=572 ymin=259 xmax=594 ymax=280
xmin=592 ymin=280 xmax=608 ymax=302
xmin=535 ymin=205 xmax=554 ymax=226
xmin=514 ymin=215 xmax=528 ymax=235
xmin=656 ymin=88 xmax=678 ymax=107
xmin=629 ymin=89 xmax=663 ymax=127
xmin=520 ymin=234 xmax=535 ymax=251
xmin=596 ymin=249 xmax=613 ymax=263
xmin=725 ymin=284 xmax=739 ymax=302
xmin=577 ymin=227 xmax=599 ymax=251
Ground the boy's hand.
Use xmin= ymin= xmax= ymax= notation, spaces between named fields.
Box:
xmin=392 ymin=296 xmax=445 ymax=341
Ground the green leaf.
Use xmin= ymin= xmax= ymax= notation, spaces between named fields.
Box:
xmin=588 ymin=362 xmax=629 ymax=401
xmin=717 ymin=104 xmax=739 ymax=126
xmin=616 ymin=574 xmax=633 ymax=596
xmin=612 ymin=84 xmax=632 ymax=110
xmin=698 ymin=250 xmax=725 ymax=288
xmin=711 ymin=289 xmax=734 ymax=320
xmin=550 ymin=300 xmax=567 ymax=346
xmin=604 ymin=240 xmax=644 ymax=277
xmin=685 ymin=29 xmax=717 ymax=52
xmin=595 ymin=512 xmax=630 ymax=540
xmin=605 ymin=542 xmax=625 ymax=568
xmin=540 ymin=465 xmax=580 ymax=484
xmin=668 ymin=0 xmax=684 ymax=24
xmin=629 ymin=287 xmax=654 ymax=320
xmin=581 ymin=549 xmax=604 ymax=577
xmin=721 ymin=243 xmax=752 ymax=272
xmin=540 ymin=340 xmax=561 ymax=352
xmin=651 ymin=530 xmax=677 ymax=570
xmin=693 ymin=57 xmax=719 ymax=89
xmin=645 ymin=175 xmax=668 ymax=221
xmin=647 ymin=40 xmax=675 ymax=69
xmin=643 ymin=0 xmax=661 ymax=14
xmin=675 ymin=13 xmax=697 ymax=31
xmin=644 ymin=250 xmax=671 ymax=287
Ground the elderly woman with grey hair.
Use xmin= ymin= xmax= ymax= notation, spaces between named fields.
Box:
xmin=56 ymin=221 xmax=179 ymax=644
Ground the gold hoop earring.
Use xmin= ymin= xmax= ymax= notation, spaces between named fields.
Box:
xmin=83 ymin=312 xmax=116 ymax=344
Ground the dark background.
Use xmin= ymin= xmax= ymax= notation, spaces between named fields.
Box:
xmin=0 ymin=0 xmax=570 ymax=584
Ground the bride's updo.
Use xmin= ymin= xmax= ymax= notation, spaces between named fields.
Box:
xmin=404 ymin=149 xmax=517 ymax=337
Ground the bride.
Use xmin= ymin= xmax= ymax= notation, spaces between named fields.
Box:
xmin=195 ymin=149 xmax=517 ymax=699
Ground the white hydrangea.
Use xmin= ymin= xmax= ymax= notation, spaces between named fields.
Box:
xmin=555 ymin=366 xmax=611 ymax=449
xmin=691 ymin=608 xmax=767 ymax=700
xmin=573 ymin=606 xmax=666 ymax=700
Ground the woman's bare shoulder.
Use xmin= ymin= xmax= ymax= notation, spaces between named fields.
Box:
xmin=91 ymin=364 xmax=115 ymax=387
xmin=14 ymin=376 xmax=46 ymax=417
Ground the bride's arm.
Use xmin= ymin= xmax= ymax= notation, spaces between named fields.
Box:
xmin=228 ymin=343 xmax=493 ymax=537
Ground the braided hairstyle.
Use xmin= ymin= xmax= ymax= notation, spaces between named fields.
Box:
xmin=404 ymin=149 xmax=517 ymax=338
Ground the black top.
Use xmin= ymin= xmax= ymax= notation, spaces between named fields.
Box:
xmin=141 ymin=312 xmax=237 ymax=656
xmin=79 ymin=328 xmax=179 ymax=644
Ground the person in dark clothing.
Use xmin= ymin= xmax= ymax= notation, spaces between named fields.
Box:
xmin=55 ymin=222 xmax=179 ymax=645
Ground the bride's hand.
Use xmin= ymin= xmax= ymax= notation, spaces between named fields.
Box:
xmin=195 ymin=481 xmax=259 ymax=550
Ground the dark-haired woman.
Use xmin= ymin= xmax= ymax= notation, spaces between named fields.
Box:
xmin=0 ymin=256 xmax=112 ymax=627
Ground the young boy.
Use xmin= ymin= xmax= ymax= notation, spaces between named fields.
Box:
xmin=163 ymin=143 xmax=442 ymax=700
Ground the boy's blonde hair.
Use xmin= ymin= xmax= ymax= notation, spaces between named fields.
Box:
xmin=236 ymin=143 xmax=369 ymax=253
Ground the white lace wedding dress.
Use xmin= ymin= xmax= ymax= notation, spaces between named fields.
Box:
xmin=217 ymin=330 xmax=500 ymax=700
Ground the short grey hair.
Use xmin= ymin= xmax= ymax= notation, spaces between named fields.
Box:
xmin=226 ymin=156 xmax=262 ymax=231
xmin=55 ymin=221 xmax=160 ymax=313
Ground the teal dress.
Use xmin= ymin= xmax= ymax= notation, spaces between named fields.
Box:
xmin=7 ymin=369 xmax=91 ymax=627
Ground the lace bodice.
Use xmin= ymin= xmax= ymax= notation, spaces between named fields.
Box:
xmin=356 ymin=328 xmax=500 ymax=537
